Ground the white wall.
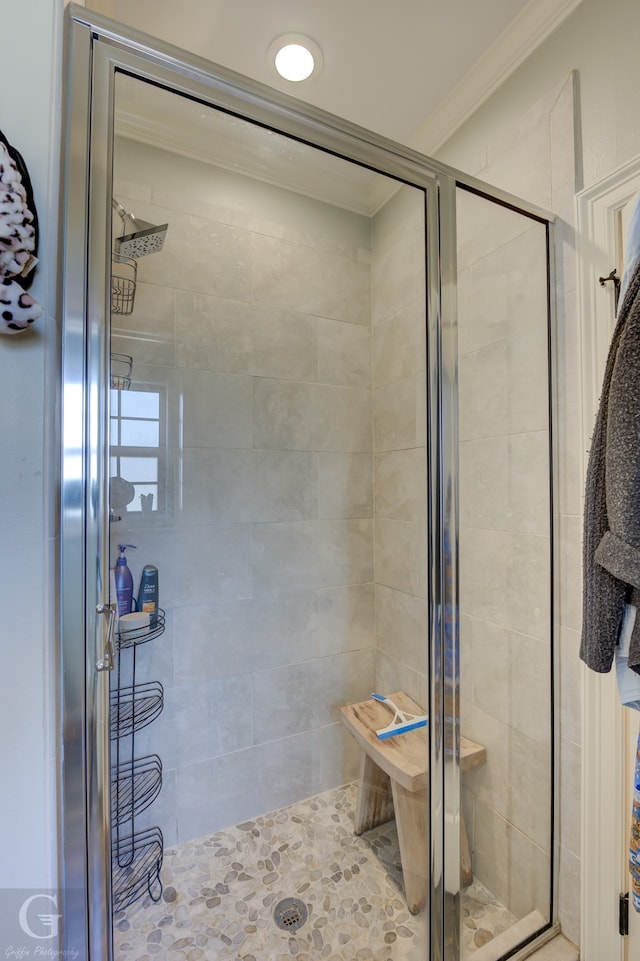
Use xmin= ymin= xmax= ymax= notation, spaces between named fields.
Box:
xmin=436 ymin=0 xmax=640 ymax=192
xmin=0 ymin=0 xmax=67 ymax=891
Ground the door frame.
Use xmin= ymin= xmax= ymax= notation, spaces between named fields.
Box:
xmin=577 ymin=156 xmax=640 ymax=961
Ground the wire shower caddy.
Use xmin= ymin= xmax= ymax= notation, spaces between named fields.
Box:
xmin=111 ymin=609 xmax=166 ymax=912
xmin=111 ymin=253 xmax=137 ymax=315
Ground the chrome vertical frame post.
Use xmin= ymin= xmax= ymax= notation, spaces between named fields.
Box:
xmin=59 ymin=15 xmax=92 ymax=960
xmin=428 ymin=175 xmax=460 ymax=961
xmin=60 ymin=13 xmax=114 ymax=961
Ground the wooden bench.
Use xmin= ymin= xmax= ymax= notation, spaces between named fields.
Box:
xmin=340 ymin=691 xmax=486 ymax=915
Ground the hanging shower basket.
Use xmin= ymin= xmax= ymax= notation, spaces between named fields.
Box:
xmin=110 ymin=352 xmax=132 ymax=390
xmin=111 ymin=253 xmax=137 ymax=315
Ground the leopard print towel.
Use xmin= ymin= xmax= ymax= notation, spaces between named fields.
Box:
xmin=0 ymin=135 xmax=42 ymax=334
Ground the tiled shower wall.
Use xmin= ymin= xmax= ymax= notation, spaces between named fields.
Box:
xmin=110 ymin=136 xmax=557 ymax=931
xmin=457 ymin=193 xmax=552 ymax=920
xmin=442 ymin=74 xmax=580 ymax=942
xmin=112 ymin=138 xmax=379 ymax=846
xmin=371 ymin=187 xmax=428 ymax=706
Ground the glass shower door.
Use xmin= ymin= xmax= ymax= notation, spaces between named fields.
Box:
xmin=106 ymin=70 xmax=433 ymax=961
xmin=453 ymin=187 xmax=554 ymax=960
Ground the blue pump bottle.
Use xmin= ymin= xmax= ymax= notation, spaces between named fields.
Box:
xmin=114 ymin=544 xmax=136 ymax=616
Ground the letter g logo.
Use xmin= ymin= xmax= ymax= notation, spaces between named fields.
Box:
xmin=18 ymin=893 xmax=61 ymax=939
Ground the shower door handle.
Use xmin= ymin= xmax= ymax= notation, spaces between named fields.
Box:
xmin=96 ymin=602 xmax=117 ymax=671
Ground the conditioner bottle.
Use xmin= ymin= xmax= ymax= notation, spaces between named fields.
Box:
xmin=138 ymin=564 xmax=159 ymax=626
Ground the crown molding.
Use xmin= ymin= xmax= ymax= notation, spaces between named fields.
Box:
xmin=410 ymin=0 xmax=584 ymax=157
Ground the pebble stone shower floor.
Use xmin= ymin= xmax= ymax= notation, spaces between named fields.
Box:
xmin=114 ymin=782 xmax=516 ymax=961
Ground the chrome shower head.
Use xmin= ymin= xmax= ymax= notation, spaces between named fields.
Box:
xmin=112 ymin=200 xmax=168 ymax=259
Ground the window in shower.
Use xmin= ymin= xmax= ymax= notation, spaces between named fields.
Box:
xmin=110 ymin=384 xmax=165 ymax=514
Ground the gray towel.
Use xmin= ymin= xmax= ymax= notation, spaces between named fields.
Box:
xmin=580 ymin=257 xmax=640 ymax=673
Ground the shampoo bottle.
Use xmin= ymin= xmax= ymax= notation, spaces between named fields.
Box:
xmin=114 ymin=544 xmax=136 ymax=616
xmin=138 ymin=564 xmax=159 ymax=625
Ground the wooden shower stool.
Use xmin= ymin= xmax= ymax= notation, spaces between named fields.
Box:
xmin=340 ymin=692 xmax=486 ymax=915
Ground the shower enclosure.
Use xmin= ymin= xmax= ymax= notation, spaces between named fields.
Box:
xmin=60 ymin=7 xmax=556 ymax=961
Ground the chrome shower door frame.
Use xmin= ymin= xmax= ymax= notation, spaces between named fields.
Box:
xmin=60 ymin=6 xmax=556 ymax=960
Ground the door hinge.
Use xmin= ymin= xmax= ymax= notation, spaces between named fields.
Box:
xmin=619 ymin=891 xmax=629 ymax=937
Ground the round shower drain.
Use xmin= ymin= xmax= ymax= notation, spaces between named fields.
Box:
xmin=273 ymin=897 xmax=308 ymax=931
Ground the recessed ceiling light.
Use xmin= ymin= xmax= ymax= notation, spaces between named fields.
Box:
xmin=268 ymin=34 xmax=323 ymax=83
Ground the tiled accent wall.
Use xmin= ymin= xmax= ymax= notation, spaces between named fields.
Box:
xmin=111 ymin=140 xmax=377 ymax=845
xmin=457 ymin=193 xmax=552 ymax=919
xmin=371 ymin=188 xmax=428 ymax=706
xmin=443 ymin=75 xmax=580 ymax=943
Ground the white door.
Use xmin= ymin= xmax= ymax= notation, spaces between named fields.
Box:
xmin=616 ymin=195 xmax=640 ymax=958
xmin=578 ymin=164 xmax=640 ymax=961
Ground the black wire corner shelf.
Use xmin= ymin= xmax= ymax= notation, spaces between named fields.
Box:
xmin=110 ymin=680 xmax=164 ymax=740
xmin=111 ymin=754 xmax=162 ymax=827
xmin=112 ymin=826 xmax=164 ymax=912
xmin=110 ymin=606 xmax=166 ymax=914
xmin=116 ymin=609 xmax=166 ymax=649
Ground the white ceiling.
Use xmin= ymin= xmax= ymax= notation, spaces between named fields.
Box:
xmin=94 ymin=0 xmax=580 ymax=149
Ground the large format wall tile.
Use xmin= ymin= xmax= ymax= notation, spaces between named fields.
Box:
xmin=112 ymin=281 xmax=176 ymax=367
xmin=174 ymin=722 xmax=361 ymax=842
xmin=375 ymin=518 xmax=427 ymax=599
xmin=372 ymin=298 xmax=426 ymax=389
xmin=459 ymin=431 xmax=550 ymax=535
xmin=251 ymin=233 xmax=371 ymax=325
xmin=373 ymin=375 xmax=422 ymax=452
xmin=472 ymin=799 xmax=550 ymax=918
xmin=175 ymin=734 xmax=318 ymax=839
xmin=317 ymin=452 xmax=373 ymax=519
xmin=180 ymin=448 xmax=318 ymax=525
xmin=171 ymin=584 xmax=375 ymax=683
xmin=251 ymin=649 xmax=375 ymax=743
xmin=463 ymin=615 xmax=551 ymax=744
xmin=371 ymin=222 xmax=426 ymax=325
xmin=135 ymin=203 xmax=253 ymax=300
xmin=129 ymin=523 xmax=253 ymax=606
xmin=460 ymin=528 xmax=550 ymax=641
xmin=457 ymin=226 xmax=547 ymax=356
xmin=458 ymin=331 xmax=549 ymax=441
xmin=181 ymin=369 xmax=253 ymax=449
xmin=317 ymin=318 xmax=371 ymax=388
xmin=316 ymin=583 xmax=375 ymax=652
xmin=175 ymin=291 xmax=318 ymax=381
xmin=173 ymin=593 xmax=318 ymax=682
xmin=374 ymin=649 xmax=427 ymax=712
xmin=254 ymin=379 xmax=372 ymax=452
xmin=252 ymin=520 xmax=374 ymax=595
xmin=375 ymin=448 xmax=426 ymax=522
xmin=141 ymin=673 xmax=255 ymax=771
xmin=375 ymin=584 xmax=428 ymax=668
